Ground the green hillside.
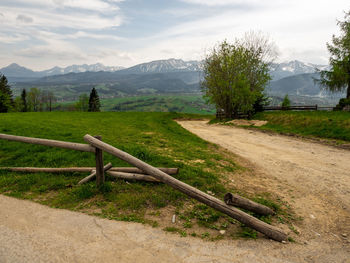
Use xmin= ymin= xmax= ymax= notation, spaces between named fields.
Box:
xmin=55 ymin=94 xmax=215 ymax=114
xmin=254 ymin=111 xmax=350 ymax=142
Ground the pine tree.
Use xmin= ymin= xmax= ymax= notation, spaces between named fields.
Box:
xmin=88 ymin=87 xmax=101 ymax=112
xmin=21 ymin=89 xmax=27 ymax=112
xmin=0 ymin=74 xmax=13 ymax=113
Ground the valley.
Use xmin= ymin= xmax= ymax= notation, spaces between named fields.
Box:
xmin=1 ymin=59 xmax=345 ymax=109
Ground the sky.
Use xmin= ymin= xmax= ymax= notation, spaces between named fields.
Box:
xmin=0 ymin=0 xmax=349 ymax=70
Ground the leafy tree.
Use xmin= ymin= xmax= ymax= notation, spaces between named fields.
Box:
xmin=13 ymin=96 xmax=24 ymax=112
xmin=41 ymin=90 xmax=56 ymax=112
xmin=317 ymin=11 xmax=350 ymax=99
xmin=75 ymin=93 xmax=89 ymax=111
xmin=21 ymin=89 xmax=27 ymax=112
xmin=201 ymin=33 xmax=276 ymax=118
xmin=88 ymin=87 xmax=101 ymax=112
xmin=27 ymin=87 xmax=41 ymax=112
xmin=0 ymin=73 xmax=13 ymax=113
xmin=281 ymin=94 xmax=291 ymax=109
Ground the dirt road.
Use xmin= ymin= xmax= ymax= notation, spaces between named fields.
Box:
xmin=178 ymin=120 xmax=350 ymax=260
xmin=1 ymin=120 xmax=349 ymax=262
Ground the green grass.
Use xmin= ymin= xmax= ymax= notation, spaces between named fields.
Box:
xmin=0 ymin=111 xmax=292 ymax=238
xmin=253 ymin=111 xmax=350 ymax=142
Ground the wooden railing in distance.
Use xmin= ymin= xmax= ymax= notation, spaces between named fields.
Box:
xmin=0 ymin=133 xmax=95 ymax=153
xmin=84 ymin=134 xmax=288 ymax=242
xmin=263 ymin=105 xmax=318 ymax=111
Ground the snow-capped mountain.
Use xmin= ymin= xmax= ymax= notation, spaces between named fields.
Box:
xmin=270 ymin=60 xmax=329 ymax=81
xmin=41 ymin=63 xmax=124 ymax=76
xmin=0 ymin=63 xmax=125 ymax=81
xmin=1 ymin=59 xmax=329 ymax=83
xmin=122 ymin=59 xmax=202 ymax=73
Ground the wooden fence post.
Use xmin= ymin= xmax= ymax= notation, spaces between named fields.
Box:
xmin=94 ymin=136 xmax=104 ymax=187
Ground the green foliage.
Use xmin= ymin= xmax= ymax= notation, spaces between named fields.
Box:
xmin=317 ymin=10 xmax=350 ymax=99
xmin=254 ymin=111 xmax=350 ymax=142
xmin=21 ymin=89 xmax=27 ymax=112
xmin=27 ymin=87 xmax=41 ymax=112
xmin=88 ymin=87 xmax=100 ymax=112
xmin=0 ymin=74 xmax=13 ymax=113
xmin=75 ymin=93 xmax=89 ymax=111
xmin=281 ymin=94 xmax=291 ymax=109
xmin=334 ymin=97 xmax=350 ymax=110
xmin=201 ymin=33 xmax=274 ymax=118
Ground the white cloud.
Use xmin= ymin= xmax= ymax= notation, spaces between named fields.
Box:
xmin=1 ymin=7 xmax=122 ymax=30
xmin=16 ymin=14 xmax=33 ymax=23
xmin=180 ymin=0 xmax=261 ymax=6
xmin=0 ymin=33 xmax=29 ymax=44
xmin=16 ymin=38 xmax=86 ymax=61
xmin=52 ymin=0 xmax=120 ymax=12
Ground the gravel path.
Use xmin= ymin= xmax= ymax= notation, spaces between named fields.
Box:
xmin=1 ymin=120 xmax=349 ymax=262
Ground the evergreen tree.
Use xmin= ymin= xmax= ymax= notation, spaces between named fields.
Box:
xmin=21 ymin=89 xmax=27 ymax=112
xmin=88 ymin=87 xmax=101 ymax=112
xmin=0 ymin=74 xmax=13 ymax=113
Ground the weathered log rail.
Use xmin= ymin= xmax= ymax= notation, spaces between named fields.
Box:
xmin=0 ymin=132 xmax=288 ymax=242
xmin=84 ymin=134 xmax=288 ymax=242
xmin=0 ymin=167 xmax=179 ymax=174
xmin=0 ymin=133 xmax=95 ymax=152
xmin=224 ymin=193 xmax=274 ymax=216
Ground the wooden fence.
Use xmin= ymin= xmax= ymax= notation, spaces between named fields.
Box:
xmin=263 ymin=105 xmax=318 ymax=111
xmin=216 ymin=104 xmax=335 ymax=119
xmin=0 ymin=133 xmax=287 ymax=242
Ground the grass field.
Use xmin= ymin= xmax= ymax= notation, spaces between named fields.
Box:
xmin=253 ymin=111 xmax=350 ymax=143
xmin=0 ymin=112 xmax=293 ymax=240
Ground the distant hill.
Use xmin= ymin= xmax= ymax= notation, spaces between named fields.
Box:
xmin=266 ymin=73 xmax=343 ymax=97
xmin=11 ymin=71 xmax=201 ymax=100
xmin=270 ymin=60 xmax=328 ymax=81
xmin=0 ymin=63 xmax=40 ymax=80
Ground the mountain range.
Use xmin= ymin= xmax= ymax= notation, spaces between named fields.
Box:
xmin=0 ymin=58 xmax=325 ymax=82
xmin=0 ymin=63 xmax=125 ymax=82
xmin=0 ymin=58 xmax=343 ymax=105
